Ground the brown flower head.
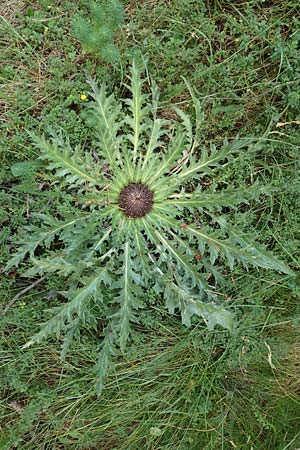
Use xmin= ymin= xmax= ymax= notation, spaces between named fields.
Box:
xmin=118 ymin=182 xmax=154 ymax=218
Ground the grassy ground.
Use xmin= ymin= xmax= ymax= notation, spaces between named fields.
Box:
xmin=1 ymin=0 xmax=300 ymax=449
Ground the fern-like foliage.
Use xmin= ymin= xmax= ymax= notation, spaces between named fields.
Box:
xmin=73 ymin=0 xmax=123 ymax=63
xmin=6 ymin=62 xmax=294 ymax=394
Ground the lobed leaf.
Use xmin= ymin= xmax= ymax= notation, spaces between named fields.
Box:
xmin=87 ymin=78 xmax=123 ymax=170
xmin=123 ymin=60 xmax=150 ymax=164
xmin=5 ymin=215 xmax=87 ymax=271
xmin=113 ymin=241 xmax=142 ymax=352
xmin=30 ymin=132 xmax=100 ymax=186
xmin=186 ymin=224 xmax=294 ymax=275
xmin=164 ymin=281 xmax=234 ymax=332
xmin=23 ymin=267 xmax=111 ymax=348
xmin=178 ymin=139 xmax=251 ymax=181
xmin=166 ymin=184 xmax=273 ymax=210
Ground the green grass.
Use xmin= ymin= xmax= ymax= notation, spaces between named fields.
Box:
xmin=1 ymin=0 xmax=300 ymax=448
xmin=2 ymin=302 xmax=300 ymax=449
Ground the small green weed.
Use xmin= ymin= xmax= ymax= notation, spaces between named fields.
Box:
xmin=73 ymin=0 xmax=124 ymax=63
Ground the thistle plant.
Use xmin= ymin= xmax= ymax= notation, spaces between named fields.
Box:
xmin=5 ymin=62 xmax=293 ymax=394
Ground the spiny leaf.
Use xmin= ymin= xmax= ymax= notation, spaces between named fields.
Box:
xmin=146 ymin=129 xmax=186 ymax=188
xmin=178 ymin=139 xmax=251 ymax=181
xmin=87 ymin=79 xmax=122 ymax=170
xmin=123 ymin=60 xmax=150 ymax=164
xmin=23 ymin=268 xmax=111 ymax=348
xmin=141 ymin=117 xmax=168 ymax=174
xmin=184 ymin=298 xmax=234 ymax=332
xmin=166 ymin=184 xmax=273 ymax=209
xmin=133 ymin=223 xmax=153 ymax=280
xmin=23 ymin=255 xmax=78 ymax=277
xmin=5 ymin=215 xmax=86 ymax=271
xmin=84 ymin=227 xmax=113 ymax=261
xmin=186 ymin=224 xmax=294 ymax=275
xmin=154 ymin=228 xmax=206 ymax=289
xmin=30 ymin=132 xmax=100 ymax=186
xmin=164 ymin=281 xmax=234 ymax=332
xmin=113 ymin=241 xmax=142 ymax=352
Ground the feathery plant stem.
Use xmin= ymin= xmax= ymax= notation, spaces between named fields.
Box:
xmin=73 ymin=0 xmax=123 ymax=63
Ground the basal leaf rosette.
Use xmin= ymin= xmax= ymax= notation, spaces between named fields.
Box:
xmin=5 ymin=61 xmax=294 ymax=394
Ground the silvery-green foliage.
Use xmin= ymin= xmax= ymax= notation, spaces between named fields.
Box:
xmin=5 ymin=61 xmax=293 ymax=394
